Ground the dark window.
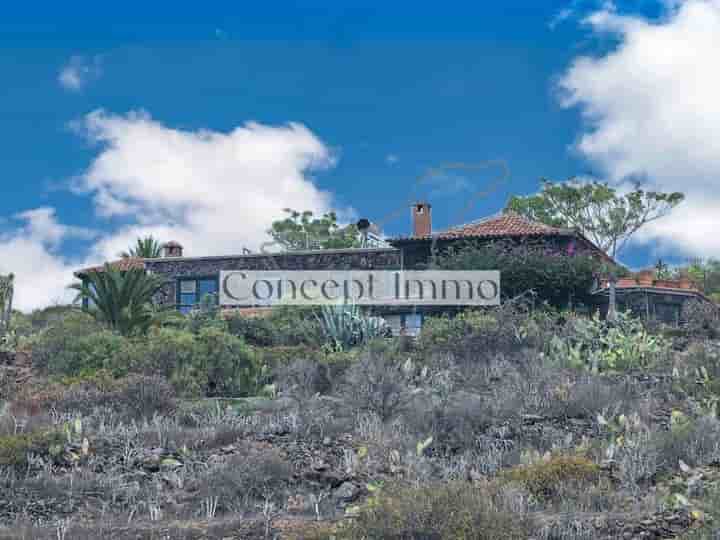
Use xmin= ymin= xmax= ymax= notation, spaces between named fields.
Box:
xmin=177 ymin=277 xmax=218 ymax=313
xmin=655 ymin=302 xmax=680 ymax=325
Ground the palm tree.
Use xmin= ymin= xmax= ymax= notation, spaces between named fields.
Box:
xmin=120 ymin=236 xmax=163 ymax=259
xmin=70 ymin=265 xmax=167 ymax=336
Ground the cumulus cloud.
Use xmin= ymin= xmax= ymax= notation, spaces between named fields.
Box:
xmin=1 ymin=113 xmax=340 ymax=311
xmin=0 ymin=209 xmax=89 ymax=311
xmin=58 ymin=55 xmax=102 ymax=92
xmin=559 ymin=0 xmax=720 ymax=257
xmin=74 ymin=110 xmax=338 ymax=260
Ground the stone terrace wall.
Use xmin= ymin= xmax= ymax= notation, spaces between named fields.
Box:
xmin=145 ymin=248 xmax=402 ymax=307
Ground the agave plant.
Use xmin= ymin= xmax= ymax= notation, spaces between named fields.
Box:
xmin=70 ymin=265 xmax=168 ymax=336
xmin=317 ymin=302 xmax=388 ymax=351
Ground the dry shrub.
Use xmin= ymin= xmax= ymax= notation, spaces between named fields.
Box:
xmin=194 ymin=442 xmax=293 ymax=512
xmin=551 ymin=375 xmax=637 ymax=419
xmin=682 ymin=299 xmax=720 ymax=340
xmin=656 ymin=415 xmax=720 ymax=469
xmin=406 ymin=392 xmax=497 ymax=454
xmin=46 ymin=374 xmax=176 ymax=420
xmin=277 ymin=357 xmax=332 ymax=401
xmin=343 ymin=351 xmax=411 ymax=423
xmin=114 ymin=374 xmax=177 ymax=420
xmin=338 ymin=481 xmax=534 ymax=540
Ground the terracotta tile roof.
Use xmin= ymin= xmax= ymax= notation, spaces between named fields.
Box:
xmin=74 ymin=257 xmax=145 ymax=277
xmin=392 ymin=211 xmax=570 ymax=242
xmin=390 ymin=210 xmax=619 ymax=265
xmin=439 ymin=212 xmax=567 ymax=240
xmin=595 ymin=275 xmax=706 ymax=297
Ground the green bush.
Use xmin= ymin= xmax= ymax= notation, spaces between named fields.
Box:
xmin=194 ymin=326 xmax=260 ymax=397
xmin=0 ymin=430 xmax=65 ymax=468
xmin=226 ymin=314 xmax=277 ymax=347
xmin=254 ymin=345 xmax=317 ymax=371
xmin=122 ymin=327 xmax=261 ymax=398
xmin=417 ymin=303 xmax=547 ymax=358
xmin=433 ymin=239 xmax=599 ymax=308
xmin=499 ymin=454 xmax=601 ymax=500
xmin=29 ymin=315 xmax=263 ymax=398
xmin=28 ymin=313 xmax=127 ymax=377
xmin=226 ymin=306 xmax=322 ymax=347
xmin=122 ymin=327 xmax=197 ymax=377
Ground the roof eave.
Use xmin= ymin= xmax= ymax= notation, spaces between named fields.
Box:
xmin=591 ymin=286 xmax=712 ymax=301
xmin=389 ymin=230 xmax=575 ymax=244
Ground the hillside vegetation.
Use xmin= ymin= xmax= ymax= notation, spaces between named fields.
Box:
xmin=2 ymin=299 xmax=720 ymax=539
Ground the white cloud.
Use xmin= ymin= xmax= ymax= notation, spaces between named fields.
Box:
xmin=0 ymin=209 xmax=87 ymax=311
xmin=1 ymin=113 xmax=340 ymax=311
xmin=58 ymin=55 xmax=102 ymax=92
xmin=15 ymin=208 xmax=95 ymax=248
xmin=76 ymin=110 xmax=338 ymax=261
xmin=559 ymin=0 xmax=720 ymax=257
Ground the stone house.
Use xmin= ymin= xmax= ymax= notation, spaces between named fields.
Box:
xmin=390 ymin=203 xmax=616 ymax=269
xmin=75 ymin=202 xmax=708 ymax=331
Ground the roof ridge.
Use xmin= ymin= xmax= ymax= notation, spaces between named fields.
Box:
xmin=443 ymin=209 xmax=557 ymax=233
xmin=444 ymin=210 xmax=507 ymax=232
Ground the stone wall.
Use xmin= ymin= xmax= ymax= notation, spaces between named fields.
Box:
xmin=145 ymin=247 xmax=402 ymax=307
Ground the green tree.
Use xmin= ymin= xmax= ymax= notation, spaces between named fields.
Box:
xmin=70 ymin=265 xmax=167 ymax=336
xmin=686 ymin=258 xmax=720 ymax=302
xmin=268 ymin=209 xmax=359 ymax=251
xmin=120 ymin=236 xmax=163 ymax=258
xmin=506 ymin=179 xmax=684 ymax=258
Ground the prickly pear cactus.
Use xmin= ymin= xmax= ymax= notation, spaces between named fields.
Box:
xmin=0 ymin=273 xmax=14 ymax=334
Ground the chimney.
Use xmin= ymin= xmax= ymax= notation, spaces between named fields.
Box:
xmin=161 ymin=241 xmax=184 ymax=258
xmin=412 ymin=202 xmax=432 ymax=237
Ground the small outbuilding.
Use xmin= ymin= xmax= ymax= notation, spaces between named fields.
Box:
xmin=591 ymin=270 xmax=713 ymax=325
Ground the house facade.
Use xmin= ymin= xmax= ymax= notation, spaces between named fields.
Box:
xmin=390 ymin=202 xmax=616 ymax=269
xmin=75 ymin=202 xmax=710 ymax=330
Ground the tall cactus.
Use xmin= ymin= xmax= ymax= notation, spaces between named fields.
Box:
xmin=0 ymin=273 xmax=14 ymax=334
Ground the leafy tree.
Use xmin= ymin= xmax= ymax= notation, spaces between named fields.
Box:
xmin=268 ymin=209 xmax=359 ymax=251
xmin=120 ymin=236 xmax=163 ymax=258
xmin=506 ymin=179 xmax=684 ymax=258
xmin=685 ymin=258 xmax=720 ymax=302
xmin=70 ymin=265 xmax=167 ymax=336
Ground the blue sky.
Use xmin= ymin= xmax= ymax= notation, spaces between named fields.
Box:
xmin=2 ymin=1 xmax=719 ymax=309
